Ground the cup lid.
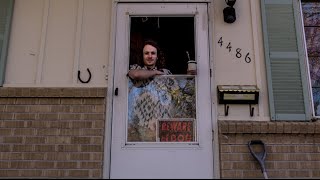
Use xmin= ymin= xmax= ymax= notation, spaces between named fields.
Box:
xmin=188 ymin=60 xmax=197 ymax=63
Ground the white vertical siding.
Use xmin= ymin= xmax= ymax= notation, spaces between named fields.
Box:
xmin=42 ymin=0 xmax=78 ymax=84
xmin=213 ymin=0 xmax=269 ymax=120
xmin=5 ymin=0 xmax=44 ymax=85
xmin=5 ymin=0 xmax=111 ymax=87
xmin=78 ymin=0 xmax=111 ymax=86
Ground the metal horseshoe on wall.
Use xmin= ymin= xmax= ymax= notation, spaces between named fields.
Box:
xmin=78 ymin=68 xmax=91 ymax=83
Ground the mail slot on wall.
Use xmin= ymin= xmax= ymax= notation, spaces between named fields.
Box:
xmin=217 ymin=85 xmax=259 ymax=104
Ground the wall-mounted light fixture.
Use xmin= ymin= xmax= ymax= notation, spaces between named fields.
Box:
xmin=223 ymin=0 xmax=236 ymax=24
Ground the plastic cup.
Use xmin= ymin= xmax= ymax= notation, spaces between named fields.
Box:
xmin=188 ymin=60 xmax=197 ymax=71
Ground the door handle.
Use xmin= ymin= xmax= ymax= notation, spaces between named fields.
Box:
xmin=115 ymin=88 xmax=119 ymax=96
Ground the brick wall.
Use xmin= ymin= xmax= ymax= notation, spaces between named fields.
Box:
xmin=0 ymin=88 xmax=106 ymax=178
xmin=4 ymin=87 xmax=320 ymax=179
xmin=219 ymin=120 xmax=320 ymax=179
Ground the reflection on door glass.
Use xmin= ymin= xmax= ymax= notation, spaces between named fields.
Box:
xmin=127 ymin=75 xmax=196 ymax=142
xmin=302 ymin=1 xmax=320 ymax=115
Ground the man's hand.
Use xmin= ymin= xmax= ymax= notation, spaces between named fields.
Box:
xmin=187 ymin=69 xmax=197 ymax=75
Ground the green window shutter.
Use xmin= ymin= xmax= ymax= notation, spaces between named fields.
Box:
xmin=0 ymin=0 xmax=14 ymax=86
xmin=261 ymin=0 xmax=311 ymax=121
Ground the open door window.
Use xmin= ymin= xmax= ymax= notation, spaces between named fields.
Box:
xmin=127 ymin=16 xmax=198 ymax=143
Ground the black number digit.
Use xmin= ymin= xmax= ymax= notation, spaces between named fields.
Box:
xmin=245 ymin=52 xmax=251 ymax=63
xmin=236 ymin=48 xmax=242 ymax=58
xmin=226 ymin=42 xmax=232 ymax=52
xmin=218 ymin=37 xmax=223 ymax=47
xmin=217 ymin=39 xmax=252 ymax=64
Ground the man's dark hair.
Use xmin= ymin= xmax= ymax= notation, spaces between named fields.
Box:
xmin=140 ymin=39 xmax=166 ymax=69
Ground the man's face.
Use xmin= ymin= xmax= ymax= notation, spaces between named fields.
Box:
xmin=143 ymin=44 xmax=157 ymax=68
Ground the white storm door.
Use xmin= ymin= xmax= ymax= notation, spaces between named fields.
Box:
xmin=111 ymin=3 xmax=213 ymax=179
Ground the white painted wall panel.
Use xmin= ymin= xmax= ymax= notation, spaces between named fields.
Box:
xmin=212 ymin=0 xmax=269 ymax=120
xmin=41 ymin=0 xmax=77 ymax=85
xmin=78 ymin=0 xmax=110 ymax=86
xmin=214 ymin=0 xmax=256 ymax=85
xmin=5 ymin=0 xmax=111 ymax=87
xmin=5 ymin=0 xmax=44 ymax=85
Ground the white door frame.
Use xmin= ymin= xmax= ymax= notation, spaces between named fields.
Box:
xmin=103 ymin=0 xmax=219 ymax=178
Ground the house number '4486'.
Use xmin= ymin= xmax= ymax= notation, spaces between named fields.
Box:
xmin=218 ymin=37 xmax=252 ymax=63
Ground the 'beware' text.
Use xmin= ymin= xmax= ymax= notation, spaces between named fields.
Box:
xmin=158 ymin=120 xmax=194 ymax=142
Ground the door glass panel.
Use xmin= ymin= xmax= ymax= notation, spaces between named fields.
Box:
xmin=126 ymin=16 xmax=197 ymax=143
xmin=302 ymin=1 xmax=320 ymax=116
xmin=128 ymin=75 xmax=196 ymax=142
